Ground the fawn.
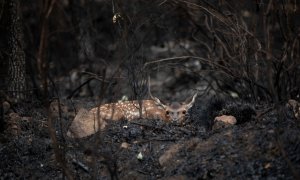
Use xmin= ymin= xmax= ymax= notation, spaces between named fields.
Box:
xmin=67 ymin=85 xmax=198 ymax=138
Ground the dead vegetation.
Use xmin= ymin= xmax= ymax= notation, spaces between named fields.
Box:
xmin=0 ymin=0 xmax=300 ymax=179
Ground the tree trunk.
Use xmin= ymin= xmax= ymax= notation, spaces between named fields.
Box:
xmin=6 ymin=0 xmax=27 ymax=102
xmin=0 ymin=93 xmax=4 ymax=133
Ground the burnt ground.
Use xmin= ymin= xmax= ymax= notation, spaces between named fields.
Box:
xmin=0 ymin=97 xmax=300 ymax=179
xmin=1 ymin=1 xmax=299 ymax=179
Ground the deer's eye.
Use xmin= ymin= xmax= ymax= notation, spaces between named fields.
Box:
xmin=182 ymin=110 xmax=186 ymax=114
xmin=166 ymin=111 xmax=170 ymax=115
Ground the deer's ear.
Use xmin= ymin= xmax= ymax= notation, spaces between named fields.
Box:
xmin=152 ymin=96 xmax=168 ymax=109
xmin=185 ymin=93 xmax=198 ymax=109
xmin=148 ymin=76 xmax=168 ymax=109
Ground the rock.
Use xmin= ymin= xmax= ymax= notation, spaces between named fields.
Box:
xmin=159 ymin=144 xmax=182 ymax=167
xmin=121 ymin=142 xmax=130 ymax=149
xmin=215 ymin=115 xmax=237 ymax=125
xmin=137 ymin=152 xmax=143 ymax=160
xmin=212 ymin=115 xmax=237 ymax=130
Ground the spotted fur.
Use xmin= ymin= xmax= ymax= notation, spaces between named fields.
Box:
xmin=67 ymin=94 xmax=197 ymax=138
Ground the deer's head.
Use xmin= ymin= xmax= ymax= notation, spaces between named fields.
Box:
xmin=148 ymin=76 xmax=197 ymax=123
xmin=150 ymin=93 xmax=198 ymax=123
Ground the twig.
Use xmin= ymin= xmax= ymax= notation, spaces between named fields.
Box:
xmin=135 ymin=138 xmax=177 ymax=144
xmin=71 ymin=157 xmax=89 ymax=173
xmin=66 ymin=78 xmax=93 ymax=99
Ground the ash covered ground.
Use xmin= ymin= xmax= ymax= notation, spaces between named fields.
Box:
xmin=1 ymin=94 xmax=299 ymax=179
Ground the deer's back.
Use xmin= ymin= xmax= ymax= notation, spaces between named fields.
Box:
xmin=67 ymin=100 xmax=166 ymax=138
xmin=93 ymin=100 xmax=166 ymax=120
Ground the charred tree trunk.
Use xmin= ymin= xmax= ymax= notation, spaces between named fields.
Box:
xmin=0 ymin=93 xmax=4 ymax=133
xmin=6 ymin=0 xmax=27 ymax=102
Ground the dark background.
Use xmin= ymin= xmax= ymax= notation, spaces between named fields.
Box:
xmin=0 ymin=0 xmax=299 ymax=179
xmin=1 ymin=0 xmax=299 ymax=102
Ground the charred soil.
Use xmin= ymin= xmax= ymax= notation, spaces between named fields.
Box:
xmin=0 ymin=99 xmax=299 ymax=179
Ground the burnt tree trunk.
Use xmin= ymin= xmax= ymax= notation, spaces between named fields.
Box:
xmin=0 ymin=93 xmax=3 ymax=133
xmin=6 ymin=0 xmax=27 ymax=102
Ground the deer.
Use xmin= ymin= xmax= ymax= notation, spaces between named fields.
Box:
xmin=67 ymin=81 xmax=198 ymax=138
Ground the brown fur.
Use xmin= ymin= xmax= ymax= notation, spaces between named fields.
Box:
xmin=67 ymin=94 xmax=197 ymax=138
